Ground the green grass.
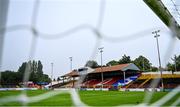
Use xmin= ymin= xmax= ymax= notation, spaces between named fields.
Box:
xmin=0 ymin=90 xmax=179 ymax=106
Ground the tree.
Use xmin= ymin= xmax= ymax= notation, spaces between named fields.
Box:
xmin=17 ymin=62 xmax=27 ymax=81
xmin=106 ymin=60 xmax=119 ymax=66
xmin=119 ymin=54 xmax=131 ymax=64
xmin=17 ymin=60 xmax=51 ymax=83
xmin=29 ymin=60 xmax=38 ymax=82
xmin=57 ymin=77 xmax=61 ymax=83
xmin=133 ymin=55 xmax=151 ymax=71
xmin=85 ymin=60 xmax=99 ymax=68
xmin=166 ymin=55 xmax=180 ymax=71
xmin=166 ymin=63 xmax=174 ymax=71
xmin=151 ymin=66 xmax=158 ymax=72
xmin=1 ymin=70 xmax=20 ymax=85
xmin=39 ymin=74 xmax=51 ymax=83
xmin=172 ymin=55 xmax=180 ymax=71
xmin=37 ymin=60 xmax=43 ymax=76
xmin=53 ymin=78 xmax=56 ymax=81
xmin=31 ymin=60 xmax=37 ymax=73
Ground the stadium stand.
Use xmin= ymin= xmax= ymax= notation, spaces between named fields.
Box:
xmin=54 ymin=63 xmax=141 ymax=89
xmin=52 ymin=64 xmax=180 ymax=91
xmin=113 ymin=75 xmax=139 ymax=87
xmin=127 ymin=72 xmax=180 ymax=89
xmin=82 ymin=79 xmax=101 ymax=88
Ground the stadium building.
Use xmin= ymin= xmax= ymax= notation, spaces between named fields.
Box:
xmin=128 ymin=72 xmax=180 ymax=91
xmin=52 ymin=63 xmax=180 ymax=91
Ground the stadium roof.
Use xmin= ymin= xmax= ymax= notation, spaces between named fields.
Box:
xmin=92 ymin=64 xmax=129 ymax=73
xmin=61 ymin=63 xmax=140 ymax=77
xmin=138 ymin=74 xmax=180 ymax=79
xmin=91 ymin=63 xmax=139 ymax=73
xmin=62 ymin=70 xmax=79 ymax=77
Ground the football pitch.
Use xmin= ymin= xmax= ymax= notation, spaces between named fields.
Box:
xmin=0 ymin=90 xmax=179 ymax=106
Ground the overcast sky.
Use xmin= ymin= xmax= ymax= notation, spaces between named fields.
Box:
xmin=1 ymin=0 xmax=180 ymax=78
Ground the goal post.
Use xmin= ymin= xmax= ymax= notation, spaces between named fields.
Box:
xmin=143 ymin=0 xmax=180 ymax=39
xmin=0 ymin=0 xmax=9 ymax=82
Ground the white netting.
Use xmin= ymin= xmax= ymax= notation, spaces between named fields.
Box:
xmin=0 ymin=0 xmax=179 ymax=106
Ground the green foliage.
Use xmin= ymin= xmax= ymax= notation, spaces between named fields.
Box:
xmin=53 ymin=78 xmax=56 ymax=81
xmin=106 ymin=54 xmax=131 ymax=66
xmin=85 ymin=60 xmax=99 ymax=68
xmin=57 ymin=77 xmax=60 ymax=82
xmin=105 ymin=55 xmax=157 ymax=72
xmin=166 ymin=63 xmax=174 ymax=71
xmin=1 ymin=60 xmax=51 ymax=86
xmin=106 ymin=60 xmax=119 ymax=66
xmin=41 ymin=74 xmax=51 ymax=83
xmin=118 ymin=54 xmax=131 ymax=64
xmin=17 ymin=62 xmax=27 ymax=81
xmin=166 ymin=55 xmax=180 ymax=71
xmin=151 ymin=66 xmax=158 ymax=72
xmin=133 ymin=55 xmax=151 ymax=71
xmin=37 ymin=60 xmax=43 ymax=76
xmin=1 ymin=71 xmax=20 ymax=85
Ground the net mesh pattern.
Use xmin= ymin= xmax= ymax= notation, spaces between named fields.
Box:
xmin=0 ymin=0 xmax=179 ymax=106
